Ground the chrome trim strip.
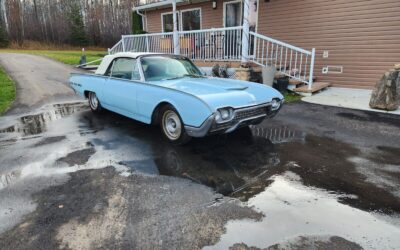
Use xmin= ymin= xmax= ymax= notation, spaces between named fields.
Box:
xmin=215 ymin=102 xmax=271 ymax=124
xmin=184 ymin=114 xmax=216 ymax=137
xmin=225 ymin=114 xmax=267 ymax=133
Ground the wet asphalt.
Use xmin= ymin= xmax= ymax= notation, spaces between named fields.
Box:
xmin=0 ymin=53 xmax=400 ymax=249
xmin=0 ymin=100 xmax=399 ymax=250
xmin=0 ymin=53 xmax=82 ymax=114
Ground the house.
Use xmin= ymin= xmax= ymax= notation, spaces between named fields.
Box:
xmin=109 ymin=0 xmax=400 ymax=92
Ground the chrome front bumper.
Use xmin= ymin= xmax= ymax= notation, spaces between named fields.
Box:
xmin=184 ymin=102 xmax=281 ymax=137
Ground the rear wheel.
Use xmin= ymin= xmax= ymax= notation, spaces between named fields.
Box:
xmin=160 ymin=105 xmax=191 ymax=145
xmin=88 ymin=92 xmax=102 ymax=113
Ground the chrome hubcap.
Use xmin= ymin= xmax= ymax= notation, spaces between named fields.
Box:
xmin=89 ymin=93 xmax=98 ymax=109
xmin=162 ymin=111 xmax=181 ymax=140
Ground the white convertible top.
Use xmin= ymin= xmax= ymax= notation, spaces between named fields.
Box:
xmin=95 ymin=52 xmax=166 ymax=75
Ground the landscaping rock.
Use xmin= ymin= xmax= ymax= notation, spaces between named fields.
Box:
xmin=369 ymin=69 xmax=400 ymax=111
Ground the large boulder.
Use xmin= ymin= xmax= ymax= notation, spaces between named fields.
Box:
xmin=369 ymin=67 xmax=400 ymax=111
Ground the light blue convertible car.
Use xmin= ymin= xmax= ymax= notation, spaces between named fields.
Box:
xmin=70 ymin=52 xmax=283 ymax=144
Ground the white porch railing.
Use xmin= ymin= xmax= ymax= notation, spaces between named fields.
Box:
xmin=179 ymin=27 xmax=243 ymax=61
xmin=112 ymin=27 xmax=243 ymax=61
xmin=124 ymin=32 xmax=175 ymax=54
xmin=108 ymin=40 xmax=124 ymax=54
xmin=108 ymin=27 xmax=315 ymax=88
xmin=249 ymin=31 xmax=315 ymax=86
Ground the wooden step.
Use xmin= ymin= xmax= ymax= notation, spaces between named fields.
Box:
xmin=294 ymin=82 xmax=331 ymax=94
xmin=288 ymin=79 xmax=304 ymax=86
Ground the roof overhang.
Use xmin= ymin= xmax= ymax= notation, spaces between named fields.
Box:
xmin=133 ymin=0 xmax=177 ymax=11
xmin=133 ymin=0 xmax=208 ymax=11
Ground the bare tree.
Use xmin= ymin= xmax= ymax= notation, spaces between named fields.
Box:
xmin=0 ymin=0 xmax=133 ymax=47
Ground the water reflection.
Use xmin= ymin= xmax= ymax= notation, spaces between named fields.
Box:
xmin=0 ymin=170 xmax=21 ymax=189
xmin=0 ymin=102 xmax=87 ymax=136
xmin=206 ymin=172 xmax=400 ymax=250
xmin=2 ymin=102 xmax=399 ymax=215
xmin=151 ymin=128 xmax=283 ymax=199
xmin=251 ymin=126 xmax=306 ymax=144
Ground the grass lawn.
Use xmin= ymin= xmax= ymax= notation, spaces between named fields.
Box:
xmin=0 ymin=49 xmax=107 ymax=65
xmin=0 ymin=66 xmax=16 ymax=114
xmin=283 ymin=91 xmax=302 ymax=103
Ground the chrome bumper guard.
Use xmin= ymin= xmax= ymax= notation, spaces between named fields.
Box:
xmin=185 ymin=102 xmax=279 ymax=137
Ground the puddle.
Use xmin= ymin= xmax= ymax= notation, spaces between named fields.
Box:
xmin=205 ymin=172 xmax=400 ymax=250
xmin=0 ymin=102 xmax=88 ymax=136
xmin=250 ymin=126 xmax=306 ymax=144
xmin=0 ymin=170 xmax=21 ymax=189
xmin=0 ymin=102 xmax=399 ymax=248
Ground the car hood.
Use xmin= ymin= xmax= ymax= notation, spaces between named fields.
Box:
xmin=152 ymin=77 xmax=283 ymax=110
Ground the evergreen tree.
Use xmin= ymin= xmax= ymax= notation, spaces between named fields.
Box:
xmin=132 ymin=12 xmax=145 ymax=34
xmin=0 ymin=23 xmax=9 ymax=48
xmin=68 ymin=2 xmax=89 ymax=46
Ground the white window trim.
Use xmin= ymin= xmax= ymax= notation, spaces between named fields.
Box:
xmin=161 ymin=11 xmax=179 ymax=33
xmin=180 ymin=7 xmax=202 ymax=31
xmin=223 ymin=0 xmax=242 ymax=28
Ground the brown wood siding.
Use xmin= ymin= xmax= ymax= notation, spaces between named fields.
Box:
xmin=145 ymin=0 xmax=225 ymax=33
xmin=144 ymin=0 xmax=400 ymax=88
xmin=258 ymin=0 xmax=400 ymax=88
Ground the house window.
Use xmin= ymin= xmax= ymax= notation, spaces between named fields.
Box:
xmin=162 ymin=12 xmax=179 ymax=33
xmin=181 ymin=8 xmax=201 ymax=31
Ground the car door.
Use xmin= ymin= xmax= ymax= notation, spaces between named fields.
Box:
xmin=104 ymin=58 xmax=141 ymax=115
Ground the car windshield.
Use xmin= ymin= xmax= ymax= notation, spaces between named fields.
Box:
xmin=141 ymin=56 xmax=204 ymax=81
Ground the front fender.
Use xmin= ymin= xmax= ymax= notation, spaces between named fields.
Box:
xmin=136 ymin=85 xmax=213 ymax=127
xmin=158 ymin=97 xmax=213 ymax=128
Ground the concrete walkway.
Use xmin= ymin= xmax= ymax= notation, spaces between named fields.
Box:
xmin=302 ymin=87 xmax=400 ymax=115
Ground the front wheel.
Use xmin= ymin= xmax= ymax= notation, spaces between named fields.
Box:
xmin=160 ymin=105 xmax=191 ymax=145
xmin=88 ymin=92 xmax=102 ymax=113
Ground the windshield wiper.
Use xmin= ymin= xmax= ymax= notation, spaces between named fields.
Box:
xmin=163 ymin=74 xmax=204 ymax=80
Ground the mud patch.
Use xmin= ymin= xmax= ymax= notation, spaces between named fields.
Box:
xmin=367 ymin=146 xmax=400 ymax=165
xmin=34 ymin=136 xmax=66 ymax=147
xmin=274 ymin=135 xmax=400 ymax=214
xmin=0 ymin=167 xmax=117 ymax=249
xmin=0 ymin=167 xmax=262 ymax=250
xmin=336 ymin=111 xmax=400 ymax=127
xmin=56 ymin=147 xmax=96 ymax=166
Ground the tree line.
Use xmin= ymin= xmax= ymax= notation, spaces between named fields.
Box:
xmin=0 ymin=0 xmax=135 ymax=48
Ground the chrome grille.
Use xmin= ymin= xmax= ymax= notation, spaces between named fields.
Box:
xmin=211 ymin=104 xmax=269 ymax=132
xmin=233 ymin=106 xmax=267 ymax=122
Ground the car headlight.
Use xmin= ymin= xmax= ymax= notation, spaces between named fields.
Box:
xmin=215 ymin=108 xmax=234 ymax=123
xmin=271 ymin=98 xmax=282 ymax=111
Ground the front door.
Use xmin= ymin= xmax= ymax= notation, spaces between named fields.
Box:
xmin=224 ymin=1 xmax=242 ymax=28
xmin=104 ymin=58 xmax=141 ymax=115
xmin=223 ymin=0 xmax=258 ymax=58
xmin=224 ymin=1 xmax=242 ymax=58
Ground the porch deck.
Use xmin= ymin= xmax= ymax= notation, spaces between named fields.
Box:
xmin=109 ymin=26 xmax=316 ymax=91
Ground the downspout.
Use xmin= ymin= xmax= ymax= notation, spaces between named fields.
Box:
xmin=136 ymin=10 xmax=147 ymax=32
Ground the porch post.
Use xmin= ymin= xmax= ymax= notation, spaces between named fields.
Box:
xmin=172 ymin=0 xmax=180 ymax=55
xmin=241 ymin=0 xmax=250 ymax=66
xmin=308 ymin=48 xmax=316 ymax=90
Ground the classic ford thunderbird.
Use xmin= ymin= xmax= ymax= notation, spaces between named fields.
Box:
xmin=69 ymin=52 xmax=283 ymax=144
